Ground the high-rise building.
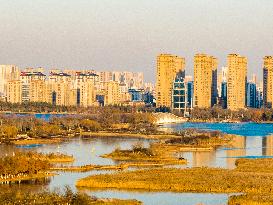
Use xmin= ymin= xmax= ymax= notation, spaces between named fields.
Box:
xmin=246 ymin=82 xmax=257 ymax=108
xmin=0 ymin=65 xmax=20 ymax=97
xmin=263 ymin=56 xmax=273 ymax=108
xmin=256 ymin=85 xmax=263 ymax=108
xmin=217 ymin=67 xmax=228 ymax=98
xmin=220 ymin=82 xmax=227 ymax=109
xmin=75 ymin=73 xmax=98 ymax=107
xmin=156 ymin=54 xmax=185 ymax=108
xmin=29 ymin=80 xmax=47 ymax=102
xmin=99 ymin=71 xmax=144 ymax=90
xmin=227 ymin=54 xmax=247 ymax=110
xmin=20 ymin=71 xmax=46 ymax=102
xmin=193 ymin=54 xmax=217 ymax=108
xmin=47 ymin=72 xmax=74 ymax=106
xmin=7 ymin=80 xmax=22 ymax=103
xmin=187 ymin=81 xmax=194 ymax=109
xmin=212 ymin=63 xmax=218 ymax=106
xmin=172 ymin=72 xmax=186 ymax=113
xmin=102 ymin=81 xmax=121 ymax=105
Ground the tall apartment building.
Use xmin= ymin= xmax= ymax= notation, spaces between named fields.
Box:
xmin=102 ymin=81 xmax=121 ymax=105
xmin=193 ymin=54 xmax=217 ymax=108
xmin=75 ymin=73 xmax=98 ymax=107
xmin=98 ymin=71 xmax=144 ymax=91
xmin=246 ymin=82 xmax=257 ymax=108
xmin=227 ymin=54 xmax=247 ymax=110
xmin=29 ymin=80 xmax=47 ymax=102
xmin=47 ymin=72 xmax=75 ymax=106
xmin=263 ymin=56 xmax=273 ymax=108
xmin=156 ymin=54 xmax=185 ymax=108
xmin=0 ymin=65 xmax=20 ymax=97
xmin=7 ymin=80 xmax=22 ymax=103
xmin=172 ymin=74 xmax=186 ymax=113
xmin=20 ymin=71 xmax=47 ymax=102
xmin=217 ymin=67 xmax=228 ymax=98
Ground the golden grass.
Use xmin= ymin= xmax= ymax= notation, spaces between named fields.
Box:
xmin=81 ymin=131 xmax=180 ymax=140
xmin=76 ymin=158 xmax=273 ymax=197
xmin=235 ymin=158 xmax=273 ymax=173
xmin=13 ymin=138 xmax=63 ymax=145
xmin=76 ymin=167 xmax=273 ymax=193
xmin=0 ymin=172 xmax=54 ymax=183
xmin=228 ymin=194 xmax=273 ymax=205
xmin=102 ymin=143 xmax=187 ymax=166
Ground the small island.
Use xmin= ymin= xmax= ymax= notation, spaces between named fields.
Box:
xmin=76 ymin=158 xmax=273 ymax=205
xmin=0 ymin=151 xmax=74 ymax=183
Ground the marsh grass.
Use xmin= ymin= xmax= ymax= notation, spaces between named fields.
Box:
xmin=102 ymin=142 xmax=186 ymax=165
xmin=77 ymin=158 xmax=273 ymax=205
xmin=0 ymin=186 xmax=141 ymax=205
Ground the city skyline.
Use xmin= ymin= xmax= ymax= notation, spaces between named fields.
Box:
xmin=1 ymin=0 xmax=273 ymax=82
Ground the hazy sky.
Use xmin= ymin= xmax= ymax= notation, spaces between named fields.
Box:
xmin=0 ymin=0 xmax=273 ymax=82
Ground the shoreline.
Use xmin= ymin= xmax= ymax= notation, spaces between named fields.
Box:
xmin=2 ymin=111 xmax=273 ymax=124
xmin=81 ymin=131 xmax=181 ymax=140
xmin=0 ymin=172 xmax=55 ymax=183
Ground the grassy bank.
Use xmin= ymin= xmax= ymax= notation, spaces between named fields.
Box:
xmin=12 ymin=138 xmax=64 ymax=145
xmin=51 ymin=162 xmax=170 ymax=172
xmin=228 ymin=194 xmax=273 ymax=205
xmin=77 ymin=158 xmax=273 ymax=196
xmin=0 ymin=172 xmax=54 ymax=183
xmin=0 ymin=152 xmax=74 ymax=182
xmin=102 ymin=143 xmax=186 ymax=166
xmin=77 ymin=167 xmax=273 ymax=193
xmin=0 ymin=187 xmax=141 ymax=205
xmin=81 ymin=131 xmax=179 ymax=140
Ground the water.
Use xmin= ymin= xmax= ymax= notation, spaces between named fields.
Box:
xmin=164 ymin=122 xmax=273 ymax=137
xmin=2 ymin=113 xmax=73 ymax=121
xmin=163 ymin=122 xmax=273 ymax=169
xmin=2 ymin=121 xmax=273 ymax=204
xmin=80 ymin=189 xmax=230 ymax=205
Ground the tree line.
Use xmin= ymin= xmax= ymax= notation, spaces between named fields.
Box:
xmin=0 ymin=109 xmax=157 ymax=141
xmin=189 ymin=106 xmax=273 ymax=122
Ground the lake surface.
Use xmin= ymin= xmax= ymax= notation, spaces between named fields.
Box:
xmin=2 ymin=121 xmax=273 ymax=204
xmin=163 ymin=122 xmax=273 ymax=169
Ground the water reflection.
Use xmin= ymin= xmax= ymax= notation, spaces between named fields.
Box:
xmin=2 ymin=122 xmax=273 ymax=205
xmin=226 ymin=136 xmax=246 ymax=169
xmin=79 ymin=188 xmax=230 ymax=205
xmin=262 ymin=135 xmax=273 ymax=156
xmin=192 ymin=151 xmax=216 ymax=167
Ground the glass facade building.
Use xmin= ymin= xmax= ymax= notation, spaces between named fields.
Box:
xmin=172 ymin=73 xmax=186 ymax=113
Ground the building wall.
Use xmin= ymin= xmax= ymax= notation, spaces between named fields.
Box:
xmin=246 ymin=82 xmax=257 ymax=108
xmin=7 ymin=80 xmax=22 ymax=103
xmin=172 ymin=77 xmax=186 ymax=113
xmin=29 ymin=80 xmax=47 ymax=102
xmin=156 ymin=54 xmax=185 ymax=108
xmin=227 ymin=54 xmax=247 ymax=110
xmin=47 ymin=73 xmax=73 ymax=106
xmin=0 ymin=65 xmax=20 ymax=97
xmin=263 ymin=56 xmax=273 ymax=108
xmin=103 ymin=81 xmax=121 ymax=105
xmin=193 ymin=54 xmax=217 ymax=108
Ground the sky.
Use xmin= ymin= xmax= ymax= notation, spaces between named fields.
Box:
xmin=0 ymin=0 xmax=273 ymax=83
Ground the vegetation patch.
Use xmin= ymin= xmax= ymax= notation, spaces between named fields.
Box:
xmin=102 ymin=143 xmax=186 ymax=165
xmin=165 ymin=129 xmax=233 ymax=147
xmin=228 ymin=193 xmax=273 ymax=205
xmin=77 ymin=158 xmax=273 ymax=205
xmin=0 ymin=152 xmax=73 ymax=182
xmin=0 ymin=186 xmax=141 ymax=205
